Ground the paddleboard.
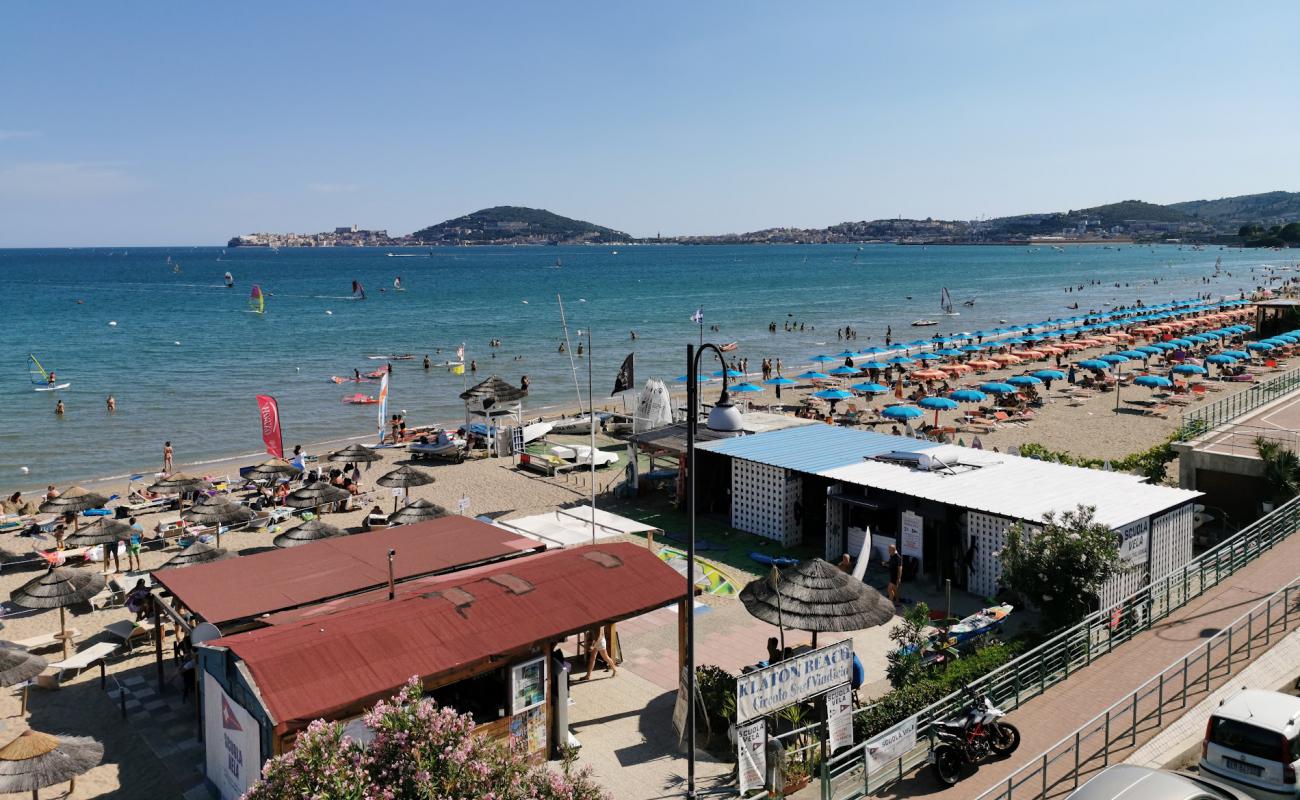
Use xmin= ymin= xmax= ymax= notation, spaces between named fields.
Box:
xmin=34 ymin=383 xmax=71 ymax=392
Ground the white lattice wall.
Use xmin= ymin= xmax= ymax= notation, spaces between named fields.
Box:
xmin=731 ymin=458 xmax=803 ymax=546
xmin=1150 ymin=504 xmax=1193 ymax=584
xmin=965 ymin=512 xmax=1040 ymax=598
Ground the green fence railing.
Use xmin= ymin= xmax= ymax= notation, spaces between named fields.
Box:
xmin=822 ymin=494 xmax=1300 ymax=800
xmin=1179 ymin=365 xmax=1300 ymax=436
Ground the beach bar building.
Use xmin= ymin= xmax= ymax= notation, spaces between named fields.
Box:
xmin=696 ymin=425 xmax=1200 ymax=609
xmin=195 ymin=542 xmax=683 ymax=799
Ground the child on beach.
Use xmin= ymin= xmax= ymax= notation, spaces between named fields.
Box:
xmin=163 ymin=441 xmax=173 ymax=474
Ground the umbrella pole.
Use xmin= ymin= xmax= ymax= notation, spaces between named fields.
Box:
xmin=59 ymin=606 xmax=68 ymax=660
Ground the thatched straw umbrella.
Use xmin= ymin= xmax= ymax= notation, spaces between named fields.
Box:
xmin=161 ymin=541 xmax=231 ymax=570
xmin=739 ymin=558 xmax=895 ymax=649
xmin=10 ymin=568 xmax=106 ymax=659
xmin=326 ymin=443 xmax=382 ymax=464
xmin=284 ymin=482 xmax=349 ymax=513
xmin=37 ymin=488 xmax=108 ymax=533
xmin=273 ymin=519 xmax=344 ymax=549
xmin=0 ymin=647 xmax=48 ymax=716
xmin=387 ymin=498 xmax=447 ymax=526
xmin=146 ymin=473 xmax=213 ymax=520
xmin=63 ymin=518 xmax=134 ymax=574
xmin=181 ymin=495 xmax=253 ymax=547
xmin=375 ymin=466 xmax=435 ymax=511
xmin=242 ymin=457 xmax=300 ymax=482
xmin=0 ymin=729 xmax=104 ymax=799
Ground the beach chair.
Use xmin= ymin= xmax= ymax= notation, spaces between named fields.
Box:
xmin=1142 ymin=404 xmax=1170 ymax=418
xmin=105 ymin=619 xmax=157 ymax=652
xmin=37 ymin=641 xmax=120 ymax=688
xmin=10 ymin=629 xmax=81 ymax=653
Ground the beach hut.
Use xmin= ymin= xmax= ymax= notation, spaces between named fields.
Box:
xmin=459 ymin=376 xmax=527 ymax=457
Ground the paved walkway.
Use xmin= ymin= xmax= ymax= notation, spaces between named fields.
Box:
xmin=866 ymin=529 xmax=1300 ymax=800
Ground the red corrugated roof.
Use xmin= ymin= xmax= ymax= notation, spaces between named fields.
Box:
xmin=208 ymin=542 xmax=683 ymax=733
xmin=155 ymin=517 xmax=543 ymax=625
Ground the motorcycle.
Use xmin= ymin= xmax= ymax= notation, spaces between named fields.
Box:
xmin=929 ymin=685 xmax=1020 ymax=786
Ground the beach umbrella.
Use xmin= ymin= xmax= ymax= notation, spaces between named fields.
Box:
xmin=376 ymin=465 xmax=435 ymax=491
xmin=827 ymin=366 xmax=859 ymax=377
xmin=1150 ymin=342 xmax=1177 ymax=351
xmin=1172 ymin=364 xmax=1208 ymax=375
xmin=959 ymin=344 xmax=984 ymax=352
xmin=881 ymin=404 xmax=922 ymax=421
xmin=10 ymin=568 xmax=106 ymax=659
xmin=1220 ymin=350 xmax=1249 ymax=359
xmin=1006 ymin=375 xmax=1042 ymax=386
xmin=1134 ymin=375 xmax=1173 ymax=388
xmin=1099 ymin=354 xmax=1130 ymax=364
xmin=932 ymin=348 xmax=963 ymax=357
xmin=1032 ymin=369 xmax=1066 ymax=381
xmin=1118 ymin=350 xmax=1149 ymax=359
xmin=162 ymin=541 xmax=231 ymax=569
xmin=388 ymin=498 xmax=448 ymax=526
xmin=712 ymin=369 xmax=745 ymax=378
xmin=273 ymin=519 xmax=345 ymax=549
xmin=284 ymin=481 xmax=349 ymax=511
xmin=858 ymin=361 xmax=890 ymax=371
xmin=242 ymin=458 xmax=301 ymax=482
xmin=147 ymin=473 xmax=212 ymax=496
xmin=763 ymin=377 xmax=796 ymax=386
xmin=812 ymin=389 xmax=854 ymax=401
xmin=1135 ymin=345 xmax=1162 ymax=355
xmin=851 ymin=382 xmax=890 ymax=394
xmin=37 ymin=487 xmax=108 ymax=519
xmin=991 ymin=354 xmax=1022 ymax=364
xmin=1246 ymin=342 xmax=1273 ymax=351
xmin=809 ymin=355 xmax=838 ymax=364
xmin=949 ymin=389 xmax=987 ymax=403
xmin=326 ymin=443 xmax=382 ymax=464
xmin=0 ymin=729 xmax=104 ymax=798
xmin=64 ymin=518 xmax=135 ymax=574
xmin=1169 ymin=338 xmax=1194 ymax=347
xmin=918 ymin=396 xmax=958 ymax=425
xmin=939 ymin=363 xmax=973 ymax=375
xmin=728 ymin=382 xmax=763 ymax=393
xmin=1205 ymin=354 xmax=1237 ymax=365
xmin=834 ymin=350 xmax=858 ymax=358
xmin=0 ymin=646 xmax=49 ymax=716
xmin=911 ymin=369 xmax=948 ymax=381
xmin=674 ymin=374 xmax=709 ymax=382
xmin=887 ymin=356 xmax=915 ymax=365
xmin=1077 ymin=359 xmax=1110 ymax=370
xmin=979 ymin=382 xmax=1017 ymax=394
xmin=739 ymin=559 xmax=894 ymax=648
xmin=968 ymin=359 xmax=999 ymax=370
xmin=795 ymin=371 xmax=831 ymax=381
xmin=181 ymin=495 xmax=253 ymax=548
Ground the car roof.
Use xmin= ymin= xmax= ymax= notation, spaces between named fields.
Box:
xmin=1069 ymin=765 xmax=1243 ymax=800
xmin=1213 ymin=689 xmax=1300 ymax=734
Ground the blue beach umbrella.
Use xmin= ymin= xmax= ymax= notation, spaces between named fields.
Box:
xmin=1032 ymin=369 xmax=1066 ymax=380
xmin=918 ymin=396 xmax=958 ymax=425
xmin=834 ymin=350 xmax=858 ymax=358
xmin=813 ymin=389 xmax=854 ymax=401
xmin=764 ymin=377 xmax=797 ymax=386
xmin=810 ymin=354 xmax=838 ymax=363
xmin=888 ymin=356 xmax=916 ymax=365
xmin=1006 ymin=375 xmax=1042 ymax=386
xmin=1135 ymin=345 xmax=1162 ymax=355
xmin=675 ymin=374 xmax=709 ymax=382
xmin=1150 ymin=342 xmax=1177 ymax=351
xmin=712 ymin=369 xmax=744 ymax=378
xmin=933 ymin=348 xmax=963 ymax=357
xmin=1119 ymin=350 xmax=1150 ymax=359
xmin=1219 ymin=350 xmax=1249 ymax=359
xmin=960 ymin=344 xmax=984 ymax=352
xmin=1172 ymin=364 xmax=1207 ymax=375
xmin=1100 ymin=354 xmax=1131 ymax=364
xmin=858 ymin=361 xmax=889 ymax=371
xmin=1134 ymin=375 xmax=1172 ymax=388
xmin=1169 ymin=338 xmax=1194 ymax=347
xmin=1273 ymin=334 xmax=1298 ymax=344
xmin=1246 ymin=342 xmax=1273 ymax=351
xmin=828 ymin=366 xmax=859 ymax=376
xmin=1077 ymin=359 xmax=1110 ymax=370
xmin=949 ymin=389 xmax=987 ymax=403
xmin=881 ymin=404 xmax=923 ymax=420
xmin=979 ymin=382 xmax=1017 ymax=394
xmin=1205 ymin=354 xmax=1236 ymax=365
xmin=796 ymin=371 xmax=831 ymax=380
xmin=729 ymin=382 xmax=763 ymax=393
xmin=851 ymin=382 xmax=890 ymax=394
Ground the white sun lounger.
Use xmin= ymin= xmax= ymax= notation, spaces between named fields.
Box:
xmin=37 ymin=641 xmax=121 ymax=688
xmin=10 ymin=628 xmax=81 ymax=652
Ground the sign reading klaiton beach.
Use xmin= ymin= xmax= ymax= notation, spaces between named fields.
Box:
xmin=735 ymin=639 xmax=853 ymax=722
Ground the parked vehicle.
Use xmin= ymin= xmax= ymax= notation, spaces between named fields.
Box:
xmin=1067 ymin=764 xmax=1251 ymax=799
xmin=1199 ymin=689 xmax=1300 ymax=800
xmin=929 ymin=685 xmax=1020 ymax=786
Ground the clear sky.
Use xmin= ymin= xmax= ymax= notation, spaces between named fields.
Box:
xmin=3 ymin=1 xmax=1298 ymax=245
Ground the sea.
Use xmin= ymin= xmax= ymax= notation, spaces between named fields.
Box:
xmin=0 ymin=243 xmax=1283 ymax=490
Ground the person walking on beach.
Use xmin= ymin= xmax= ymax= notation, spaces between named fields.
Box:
xmin=584 ymin=626 xmax=617 ymax=680
xmin=886 ymin=543 xmax=903 ymax=604
xmin=163 ymin=441 xmax=174 ymax=474
xmin=127 ymin=517 xmax=144 ymax=572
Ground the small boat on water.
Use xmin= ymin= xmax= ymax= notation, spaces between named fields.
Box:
xmin=911 ymin=319 xmax=939 ymax=327
xmin=330 ymin=376 xmax=374 ymax=384
xmin=28 ymin=355 xmax=69 ymax=391
xmin=342 ymin=393 xmax=379 ymax=405
xmin=364 ymin=369 xmax=387 ymax=379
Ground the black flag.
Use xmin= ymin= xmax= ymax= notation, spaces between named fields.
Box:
xmin=611 ymin=353 xmax=635 ymax=395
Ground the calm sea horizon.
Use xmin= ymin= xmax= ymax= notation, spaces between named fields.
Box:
xmin=0 ymin=243 xmax=1280 ymax=490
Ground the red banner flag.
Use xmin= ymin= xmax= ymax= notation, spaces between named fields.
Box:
xmin=255 ymin=395 xmax=284 ymax=458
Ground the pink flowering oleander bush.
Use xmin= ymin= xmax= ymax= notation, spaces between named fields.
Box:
xmin=244 ymin=678 xmax=608 ymax=800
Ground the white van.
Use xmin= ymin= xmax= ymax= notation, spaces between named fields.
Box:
xmin=1199 ymin=689 xmax=1300 ymax=799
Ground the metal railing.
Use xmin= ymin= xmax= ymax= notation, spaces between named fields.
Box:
xmin=1180 ymin=365 xmax=1300 ymax=435
xmin=976 ymin=577 xmax=1300 ymax=800
xmin=821 ymin=494 xmax=1300 ymax=800
xmin=1187 ymin=421 xmax=1300 ymax=457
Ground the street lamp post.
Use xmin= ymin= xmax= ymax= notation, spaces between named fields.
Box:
xmin=685 ymin=342 xmax=744 ymax=800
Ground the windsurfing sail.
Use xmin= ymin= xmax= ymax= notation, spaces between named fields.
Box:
xmin=393 ymin=276 xmax=403 ymax=290
xmin=352 ymin=280 xmax=366 ymax=300
xmin=941 ymin=287 xmax=956 ymax=315
xmin=28 ymin=354 xmax=50 ymax=385
xmin=376 ymin=372 xmax=389 ymax=444
xmin=224 ymin=271 xmax=234 ymax=288
xmin=248 ymin=284 xmax=265 ymax=314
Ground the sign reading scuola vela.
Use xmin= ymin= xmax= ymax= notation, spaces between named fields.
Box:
xmin=735 ymin=639 xmax=854 ymax=722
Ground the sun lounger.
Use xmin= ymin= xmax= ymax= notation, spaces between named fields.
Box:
xmin=37 ymin=641 xmax=121 ymax=688
xmin=11 ymin=629 xmax=81 ymax=652
xmin=105 ymin=619 xmax=157 ymax=651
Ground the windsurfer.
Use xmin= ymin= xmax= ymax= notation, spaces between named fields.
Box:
xmin=354 ymin=368 xmax=361 ymax=382
xmin=47 ymin=371 xmax=56 ymax=386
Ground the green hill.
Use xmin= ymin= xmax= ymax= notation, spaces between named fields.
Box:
xmin=1076 ymin=200 xmax=1188 ymax=227
xmin=1169 ymin=191 xmax=1300 ymax=227
xmin=411 ymin=206 xmax=631 ymax=244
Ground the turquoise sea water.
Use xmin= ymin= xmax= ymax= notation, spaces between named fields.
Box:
xmin=0 ymin=243 xmax=1276 ymax=488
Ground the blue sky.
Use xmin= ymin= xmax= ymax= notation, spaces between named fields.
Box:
xmin=2 ymin=1 xmax=1298 ymax=245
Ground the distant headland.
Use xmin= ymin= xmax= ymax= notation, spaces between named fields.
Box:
xmin=228 ymin=191 xmax=1300 ymax=248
